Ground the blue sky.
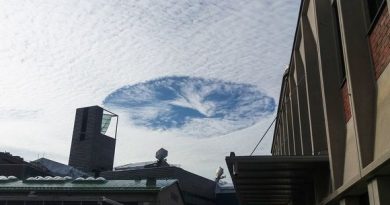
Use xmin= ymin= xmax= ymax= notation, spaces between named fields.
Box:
xmin=0 ymin=0 xmax=299 ymax=181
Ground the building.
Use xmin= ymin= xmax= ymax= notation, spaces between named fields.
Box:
xmin=68 ymin=106 xmax=118 ymax=175
xmin=0 ymin=106 xmax=238 ymax=205
xmin=0 ymin=177 xmax=184 ymax=205
xmin=227 ymin=0 xmax=390 ymax=205
xmin=102 ymin=165 xmax=217 ymax=205
xmin=0 ymin=152 xmax=49 ymax=179
xmin=215 ymin=185 xmax=239 ymax=205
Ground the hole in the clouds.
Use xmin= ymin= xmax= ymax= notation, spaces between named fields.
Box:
xmin=103 ymin=76 xmax=275 ymax=137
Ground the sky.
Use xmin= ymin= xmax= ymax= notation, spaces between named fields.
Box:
xmin=0 ymin=0 xmax=299 ymax=181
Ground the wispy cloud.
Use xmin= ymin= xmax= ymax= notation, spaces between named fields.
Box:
xmin=0 ymin=108 xmax=41 ymax=120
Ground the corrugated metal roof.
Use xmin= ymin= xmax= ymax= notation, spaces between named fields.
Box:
xmin=226 ymin=154 xmax=329 ymax=205
xmin=0 ymin=179 xmax=176 ymax=192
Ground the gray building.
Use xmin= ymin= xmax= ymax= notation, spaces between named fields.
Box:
xmin=68 ymin=106 xmax=118 ymax=175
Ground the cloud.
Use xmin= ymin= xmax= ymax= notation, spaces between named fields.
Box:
xmin=0 ymin=108 xmax=41 ymax=120
xmin=0 ymin=0 xmax=300 ymax=180
xmin=103 ymin=76 xmax=275 ymax=137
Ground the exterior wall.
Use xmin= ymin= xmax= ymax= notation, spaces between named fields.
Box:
xmin=343 ymin=120 xmax=360 ymax=182
xmin=101 ymin=166 xmax=216 ymax=205
xmin=158 ymin=183 xmax=185 ymax=205
xmin=369 ymin=6 xmax=390 ymax=79
xmin=68 ymin=106 xmax=116 ymax=173
xmin=374 ymin=62 xmax=390 ymax=159
xmin=372 ymin=5 xmax=390 ymax=161
xmin=341 ymin=83 xmax=351 ymax=122
xmin=271 ymin=0 xmax=390 ymax=204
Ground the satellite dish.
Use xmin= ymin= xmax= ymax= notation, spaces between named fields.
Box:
xmin=155 ymin=148 xmax=168 ymax=162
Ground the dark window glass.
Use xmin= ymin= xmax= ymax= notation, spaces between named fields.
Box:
xmin=64 ymin=202 xmax=81 ymax=205
xmin=7 ymin=202 xmax=24 ymax=205
xmin=79 ymin=108 xmax=89 ymax=141
xmin=360 ymin=192 xmax=370 ymax=205
xmin=81 ymin=202 xmax=98 ymax=205
xmin=25 ymin=202 xmax=43 ymax=205
xmin=118 ymin=203 xmax=138 ymax=205
xmin=81 ymin=108 xmax=89 ymax=132
xmin=0 ymin=201 xmax=6 ymax=205
xmin=367 ymin=0 xmax=385 ymax=21
xmin=332 ymin=2 xmax=346 ymax=87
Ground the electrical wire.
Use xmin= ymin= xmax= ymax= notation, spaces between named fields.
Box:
xmin=250 ymin=117 xmax=277 ymax=156
xmin=249 ymin=72 xmax=306 ymax=156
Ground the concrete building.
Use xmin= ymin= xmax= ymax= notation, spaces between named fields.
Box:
xmin=227 ymin=0 xmax=390 ymax=204
xmin=68 ymin=106 xmax=118 ymax=175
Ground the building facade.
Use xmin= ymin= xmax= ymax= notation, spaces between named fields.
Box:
xmin=227 ymin=0 xmax=390 ymax=204
xmin=68 ymin=106 xmax=118 ymax=174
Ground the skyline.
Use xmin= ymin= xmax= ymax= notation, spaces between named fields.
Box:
xmin=0 ymin=0 xmax=300 ymax=181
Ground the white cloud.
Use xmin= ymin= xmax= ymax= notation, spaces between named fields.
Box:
xmin=0 ymin=0 xmax=299 ymax=180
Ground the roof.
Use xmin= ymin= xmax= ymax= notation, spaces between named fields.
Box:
xmin=0 ymin=152 xmax=25 ymax=164
xmin=226 ymin=153 xmax=329 ymax=205
xmin=32 ymin=158 xmax=89 ymax=178
xmin=102 ymin=166 xmax=216 ymax=201
xmin=115 ymin=161 xmax=180 ymax=171
xmin=0 ymin=178 xmax=177 ymax=192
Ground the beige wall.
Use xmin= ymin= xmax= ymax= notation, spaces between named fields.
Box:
xmin=271 ymin=0 xmax=390 ymax=204
xmin=374 ymin=63 xmax=390 ymax=159
xmin=343 ymin=119 xmax=360 ymax=182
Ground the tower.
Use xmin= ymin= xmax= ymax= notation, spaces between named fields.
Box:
xmin=68 ymin=106 xmax=118 ymax=174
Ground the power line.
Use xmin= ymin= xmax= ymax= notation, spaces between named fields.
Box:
xmin=249 ymin=70 xmax=307 ymax=156
xmin=250 ymin=117 xmax=277 ymax=156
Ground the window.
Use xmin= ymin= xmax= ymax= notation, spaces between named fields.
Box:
xmin=81 ymin=108 xmax=89 ymax=132
xmin=25 ymin=202 xmax=43 ymax=205
xmin=7 ymin=202 xmax=24 ymax=205
xmin=367 ymin=0 xmax=385 ymax=22
xmin=332 ymin=2 xmax=347 ymax=87
xmin=79 ymin=108 xmax=89 ymax=141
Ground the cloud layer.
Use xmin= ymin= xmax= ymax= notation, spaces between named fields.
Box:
xmin=0 ymin=0 xmax=299 ymax=180
xmin=104 ymin=76 xmax=275 ymax=137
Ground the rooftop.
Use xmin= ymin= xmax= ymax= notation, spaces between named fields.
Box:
xmin=0 ymin=176 xmax=177 ymax=192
